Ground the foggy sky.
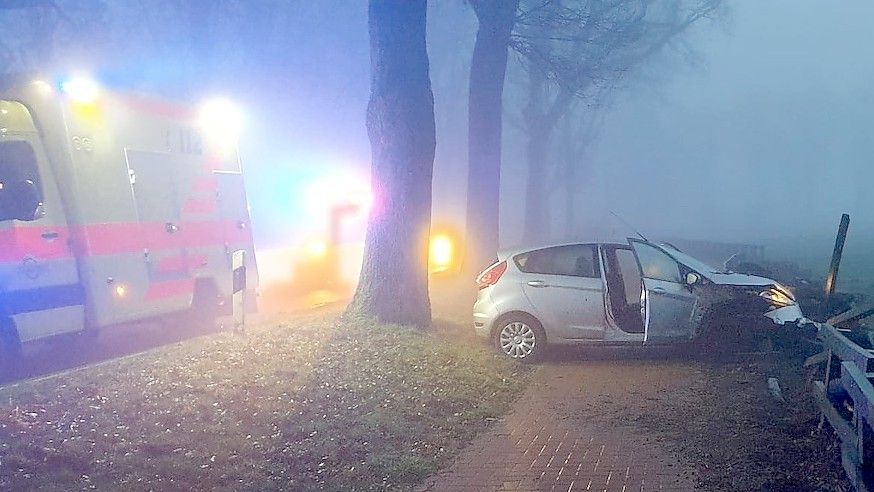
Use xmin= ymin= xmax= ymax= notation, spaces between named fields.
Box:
xmin=4 ymin=0 xmax=871 ymax=280
xmin=577 ymin=0 xmax=874 ymax=248
xmin=243 ymin=1 xmax=874 ymax=265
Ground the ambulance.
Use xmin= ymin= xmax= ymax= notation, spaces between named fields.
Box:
xmin=0 ymin=76 xmax=258 ymax=367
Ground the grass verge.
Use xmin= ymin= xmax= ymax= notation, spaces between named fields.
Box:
xmin=0 ymin=311 xmax=528 ymax=491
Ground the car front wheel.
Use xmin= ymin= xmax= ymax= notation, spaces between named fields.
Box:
xmin=494 ymin=315 xmax=546 ymax=362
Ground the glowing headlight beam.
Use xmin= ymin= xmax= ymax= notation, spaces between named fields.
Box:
xmin=759 ymin=287 xmax=794 ymax=307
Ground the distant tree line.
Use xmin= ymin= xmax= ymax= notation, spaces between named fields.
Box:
xmin=0 ymin=0 xmax=723 ymax=327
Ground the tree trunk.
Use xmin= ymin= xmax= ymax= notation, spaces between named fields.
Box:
xmin=348 ymin=0 xmax=436 ymax=328
xmin=465 ymin=0 xmax=518 ymax=272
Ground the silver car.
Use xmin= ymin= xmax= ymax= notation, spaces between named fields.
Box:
xmin=473 ymin=239 xmax=805 ymax=360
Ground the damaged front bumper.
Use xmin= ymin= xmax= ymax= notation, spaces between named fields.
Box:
xmin=764 ymin=304 xmax=805 ymax=325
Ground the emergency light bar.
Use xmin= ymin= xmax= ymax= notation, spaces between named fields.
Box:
xmin=60 ymin=76 xmax=99 ymax=104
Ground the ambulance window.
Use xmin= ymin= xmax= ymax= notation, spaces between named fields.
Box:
xmin=0 ymin=141 xmax=44 ymax=221
xmin=0 ymin=141 xmax=41 ymax=188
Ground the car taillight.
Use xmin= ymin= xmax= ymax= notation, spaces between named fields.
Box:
xmin=476 ymin=260 xmax=507 ymax=289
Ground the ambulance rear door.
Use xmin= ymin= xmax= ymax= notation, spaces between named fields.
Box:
xmin=126 ymin=149 xmax=193 ymax=310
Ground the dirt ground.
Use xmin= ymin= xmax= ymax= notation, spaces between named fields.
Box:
xmin=1 ymin=275 xmax=854 ymax=491
xmin=428 ymin=276 xmax=850 ymax=491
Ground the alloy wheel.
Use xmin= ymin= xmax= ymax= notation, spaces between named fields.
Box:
xmin=499 ymin=321 xmax=537 ymax=358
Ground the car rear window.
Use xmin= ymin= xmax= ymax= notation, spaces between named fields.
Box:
xmin=514 ymin=244 xmax=600 ymax=278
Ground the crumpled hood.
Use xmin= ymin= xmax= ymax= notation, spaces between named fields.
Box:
xmin=704 ymin=272 xmax=775 ymax=286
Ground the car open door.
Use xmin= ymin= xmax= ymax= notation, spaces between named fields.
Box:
xmin=628 ymin=239 xmax=696 ymax=343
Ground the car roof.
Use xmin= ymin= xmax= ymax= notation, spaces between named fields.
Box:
xmin=497 ymin=241 xmax=629 ymax=260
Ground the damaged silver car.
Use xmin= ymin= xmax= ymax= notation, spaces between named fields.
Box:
xmin=473 ymin=239 xmax=805 ymax=360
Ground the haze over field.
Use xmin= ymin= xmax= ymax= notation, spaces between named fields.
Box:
xmin=239 ymin=0 xmax=874 ymax=270
xmin=2 ymin=0 xmax=872 ymax=287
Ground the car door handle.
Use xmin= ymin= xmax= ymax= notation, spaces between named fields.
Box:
xmin=41 ymin=231 xmax=59 ymax=240
xmin=652 ymin=287 xmax=666 ymax=292
xmin=527 ymin=280 xmax=547 ymax=288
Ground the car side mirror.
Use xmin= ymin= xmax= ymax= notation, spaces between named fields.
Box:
xmin=0 ymin=179 xmax=44 ymax=222
xmin=685 ymin=272 xmax=700 ymax=286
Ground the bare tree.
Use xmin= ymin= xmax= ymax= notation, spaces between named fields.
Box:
xmin=0 ymin=0 xmax=107 ymax=76
xmin=464 ymin=0 xmax=519 ymax=271
xmin=347 ymin=0 xmax=436 ymax=328
xmin=512 ymin=0 xmax=723 ymax=242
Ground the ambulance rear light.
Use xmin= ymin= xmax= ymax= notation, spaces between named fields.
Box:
xmin=114 ymin=284 xmax=127 ymax=298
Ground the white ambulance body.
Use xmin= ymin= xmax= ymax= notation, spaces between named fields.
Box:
xmin=0 ymin=77 xmax=258 ymax=356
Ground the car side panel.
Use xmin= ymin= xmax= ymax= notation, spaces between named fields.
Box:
xmin=519 ymin=273 xmax=605 ymax=340
xmin=473 ymin=268 xmax=541 ymax=339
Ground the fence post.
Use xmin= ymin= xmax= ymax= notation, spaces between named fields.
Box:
xmin=825 ymin=213 xmax=850 ymax=314
xmin=819 ymin=348 xmax=834 ymax=431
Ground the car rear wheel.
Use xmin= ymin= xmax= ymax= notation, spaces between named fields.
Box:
xmin=494 ymin=315 xmax=546 ymax=362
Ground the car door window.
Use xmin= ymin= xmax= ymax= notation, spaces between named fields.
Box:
xmin=633 ymin=242 xmax=681 ymax=283
xmin=515 ymin=245 xmax=600 ymax=278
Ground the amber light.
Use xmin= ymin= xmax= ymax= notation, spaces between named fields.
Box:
xmin=429 ymin=234 xmax=455 ymax=273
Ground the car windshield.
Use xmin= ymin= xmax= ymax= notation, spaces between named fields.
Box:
xmin=658 ymin=243 xmax=724 ymax=275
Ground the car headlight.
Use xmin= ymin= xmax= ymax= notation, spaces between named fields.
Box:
xmin=759 ymin=286 xmax=795 ymax=307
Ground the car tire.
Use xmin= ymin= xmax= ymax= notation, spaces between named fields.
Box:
xmin=493 ymin=314 xmax=547 ymax=363
xmin=186 ymin=281 xmax=221 ymax=334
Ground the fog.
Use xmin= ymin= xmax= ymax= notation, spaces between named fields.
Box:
xmin=575 ymin=0 xmax=874 ymax=246
xmin=2 ymin=0 xmax=872 ymax=288
xmin=235 ymin=1 xmax=874 ymax=265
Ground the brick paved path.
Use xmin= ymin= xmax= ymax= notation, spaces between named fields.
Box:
xmin=418 ymin=355 xmax=699 ymax=492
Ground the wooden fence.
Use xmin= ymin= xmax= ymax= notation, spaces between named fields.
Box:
xmin=810 ymin=322 xmax=874 ymax=491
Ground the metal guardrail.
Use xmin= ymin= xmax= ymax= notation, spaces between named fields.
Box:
xmin=811 ymin=322 xmax=874 ymax=491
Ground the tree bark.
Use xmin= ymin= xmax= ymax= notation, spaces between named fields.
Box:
xmin=465 ymin=0 xmax=518 ymax=272
xmin=348 ymin=0 xmax=436 ymax=328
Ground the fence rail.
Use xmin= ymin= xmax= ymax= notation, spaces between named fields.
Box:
xmin=812 ymin=322 xmax=874 ymax=491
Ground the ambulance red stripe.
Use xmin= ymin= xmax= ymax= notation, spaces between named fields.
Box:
xmin=0 ymin=226 xmax=72 ymax=262
xmin=1 ymin=220 xmax=251 ymax=262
